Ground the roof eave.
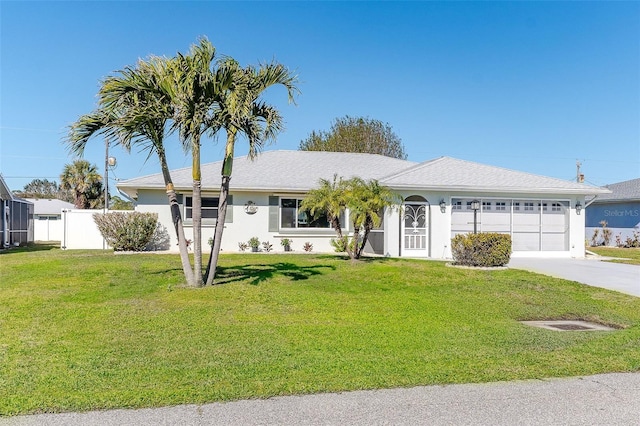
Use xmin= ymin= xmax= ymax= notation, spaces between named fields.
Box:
xmin=384 ymin=183 xmax=610 ymax=195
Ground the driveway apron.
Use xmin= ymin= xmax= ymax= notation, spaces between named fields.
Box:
xmin=508 ymin=257 xmax=640 ymax=297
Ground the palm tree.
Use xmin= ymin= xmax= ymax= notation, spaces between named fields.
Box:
xmin=60 ymin=160 xmax=103 ymax=209
xmin=300 ymin=175 xmax=351 ymax=256
xmin=203 ymin=58 xmax=299 ymax=285
xmin=166 ymin=38 xmax=232 ymax=286
xmin=66 ymin=56 xmax=196 ymax=286
xmin=346 ymin=178 xmax=401 ymax=259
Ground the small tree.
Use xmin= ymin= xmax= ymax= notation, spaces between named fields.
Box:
xmin=299 ymin=116 xmax=407 ymax=160
xmin=303 ymin=176 xmax=400 ymax=260
xmin=346 ymin=178 xmax=401 ymax=259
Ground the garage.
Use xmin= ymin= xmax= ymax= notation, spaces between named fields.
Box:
xmin=451 ymin=198 xmax=570 ymax=252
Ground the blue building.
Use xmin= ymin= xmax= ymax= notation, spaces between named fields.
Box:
xmin=586 ymin=178 xmax=640 ymax=246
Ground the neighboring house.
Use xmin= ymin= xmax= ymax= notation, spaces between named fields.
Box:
xmin=585 ymin=178 xmax=640 ymax=246
xmin=0 ymin=174 xmax=34 ymax=247
xmin=25 ymin=198 xmax=75 ymax=241
xmin=117 ymin=150 xmax=608 ymax=259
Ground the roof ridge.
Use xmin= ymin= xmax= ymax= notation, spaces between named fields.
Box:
xmin=379 ymin=156 xmax=445 ymax=181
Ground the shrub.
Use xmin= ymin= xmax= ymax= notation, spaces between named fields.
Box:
xmin=93 ymin=212 xmax=158 ymax=251
xmin=303 ymin=242 xmax=313 ymax=252
xmin=262 ymin=241 xmax=273 ymax=252
xmin=238 ymin=242 xmax=248 ymax=252
xmin=330 ymin=236 xmax=348 ymax=253
xmin=451 ymin=233 xmax=512 ymax=267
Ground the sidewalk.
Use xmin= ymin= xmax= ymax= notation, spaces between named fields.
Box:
xmin=2 ymin=372 xmax=639 ymax=425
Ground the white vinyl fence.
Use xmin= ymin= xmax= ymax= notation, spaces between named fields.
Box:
xmin=61 ymin=209 xmax=170 ymax=251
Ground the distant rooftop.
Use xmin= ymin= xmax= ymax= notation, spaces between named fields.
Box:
xmin=592 ymin=178 xmax=640 ymax=202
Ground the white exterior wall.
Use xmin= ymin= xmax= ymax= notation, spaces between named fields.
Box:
xmin=383 ymin=192 xmax=587 ymax=260
xmin=34 ymin=215 xmax=63 ymax=241
xmin=136 ymin=190 xmax=340 ymax=254
xmin=133 ymin=189 xmax=587 ymax=259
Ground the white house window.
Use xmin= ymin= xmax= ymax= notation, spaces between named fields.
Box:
xmin=452 ymin=201 xmax=462 ymax=210
xmin=185 ymin=196 xmax=219 ymax=219
xmin=513 ymin=202 xmax=520 ymax=211
xmin=482 ymin=201 xmax=491 ymax=211
xmin=524 ymin=202 xmax=534 ymax=211
xmin=495 ymin=202 xmax=506 ymax=211
xmin=551 ymin=203 xmax=562 ymax=212
xmin=466 ymin=201 xmax=473 ymax=210
xmin=280 ymin=198 xmax=336 ymax=229
xmin=538 ymin=203 xmax=548 ymax=211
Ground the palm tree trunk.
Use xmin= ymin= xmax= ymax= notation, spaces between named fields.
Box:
xmin=204 ymin=132 xmax=235 ymax=285
xmin=158 ymin=149 xmax=195 ymax=286
xmin=191 ymin=139 xmax=204 ymax=286
xmin=204 ymin=175 xmax=229 ymax=285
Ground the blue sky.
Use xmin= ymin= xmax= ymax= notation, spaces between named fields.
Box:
xmin=1 ymin=1 xmax=638 ymax=194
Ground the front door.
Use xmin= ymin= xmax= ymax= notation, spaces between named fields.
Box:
xmin=402 ymin=202 xmax=429 ymax=256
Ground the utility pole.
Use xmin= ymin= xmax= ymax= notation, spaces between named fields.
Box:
xmin=576 ymin=160 xmax=584 ymax=183
xmin=104 ymin=138 xmax=109 ymax=211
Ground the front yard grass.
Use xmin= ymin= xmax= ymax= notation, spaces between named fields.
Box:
xmin=589 ymin=246 xmax=640 ymax=265
xmin=1 ymin=247 xmax=639 ymax=416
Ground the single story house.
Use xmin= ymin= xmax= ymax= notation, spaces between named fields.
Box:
xmin=25 ymin=198 xmax=75 ymax=241
xmin=0 ymin=174 xmax=34 ymax=248
xmin=117 ymin=150 xmax=608 ymax=259
xmin=586 ymin=177 xmax=640 ymax=246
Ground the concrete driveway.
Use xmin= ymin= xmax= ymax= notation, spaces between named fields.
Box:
xmin=508 ymin=257 xmax=640 ymax=297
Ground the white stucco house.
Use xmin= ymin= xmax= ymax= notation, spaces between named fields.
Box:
xmin=117 ymin=150 xmax=609 ymax=259
xmin=25 ymin=198 xmax=75 ymax=241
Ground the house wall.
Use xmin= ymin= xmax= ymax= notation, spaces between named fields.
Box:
xmin=136 ymin=190 xmax=340 ymax=254
xmin=134 ymin=189 xmax=587 ymax=259
xmin=385 ymin=192 xmax=586 ymax=259
xmin=585 ymin=201 xmax=640 ymax=246
xmin=34 ymin=214 xmax=63 ymax=241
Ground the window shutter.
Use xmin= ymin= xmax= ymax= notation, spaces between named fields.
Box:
xmin=224 ymin=195 xmax=233 ymax=223
xmin=268 ymin=196 xmax=279 ymax=232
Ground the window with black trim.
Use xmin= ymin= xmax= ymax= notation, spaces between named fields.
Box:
xmin=280 ymin=198 xmax=342 ymax=229
xmin=185 ymin=196 xmax=219 ymax=219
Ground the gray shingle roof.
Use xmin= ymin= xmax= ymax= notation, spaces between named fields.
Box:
xmin=118 ymin=150 xmax=417 ymax=194
xmin=117 ymin=150 xmax=608 ymax=197
xmin=25 ymin=198 xmax=75 ymax=215
xmin=380 ymin=157 xmax=608 ymax=194
xmin=594 ymin=178 xmax=640 ymax=202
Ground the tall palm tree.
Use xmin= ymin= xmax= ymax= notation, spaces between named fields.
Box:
xmin=166 ymin=38 xmax=232 ymax=286
xmin=66 ymin=56 xmax=196 ymax=286
xmin=60 ymin=160 xmax=103 ymax=209
xmin=204 ymin=59 xmax=299 ymax=285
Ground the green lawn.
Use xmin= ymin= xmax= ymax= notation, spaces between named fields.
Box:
xmin=1 ymin=246 xmax=639 ymax=416
xmin=589 ymin=246 xmax=640 ymax=265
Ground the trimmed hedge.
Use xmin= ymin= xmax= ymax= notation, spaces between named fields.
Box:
xmin=451 ymin=232 xmax=512 ymax=267
xmin=93 ymin=212 xmax=158 ymax=251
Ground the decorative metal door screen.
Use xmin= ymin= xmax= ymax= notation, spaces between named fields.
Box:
xmin=403 ymin=203 xmax=427 ymax=250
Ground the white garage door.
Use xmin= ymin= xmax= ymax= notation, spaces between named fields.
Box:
xmin=451 ymin=199 xmax=569 ymax=252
